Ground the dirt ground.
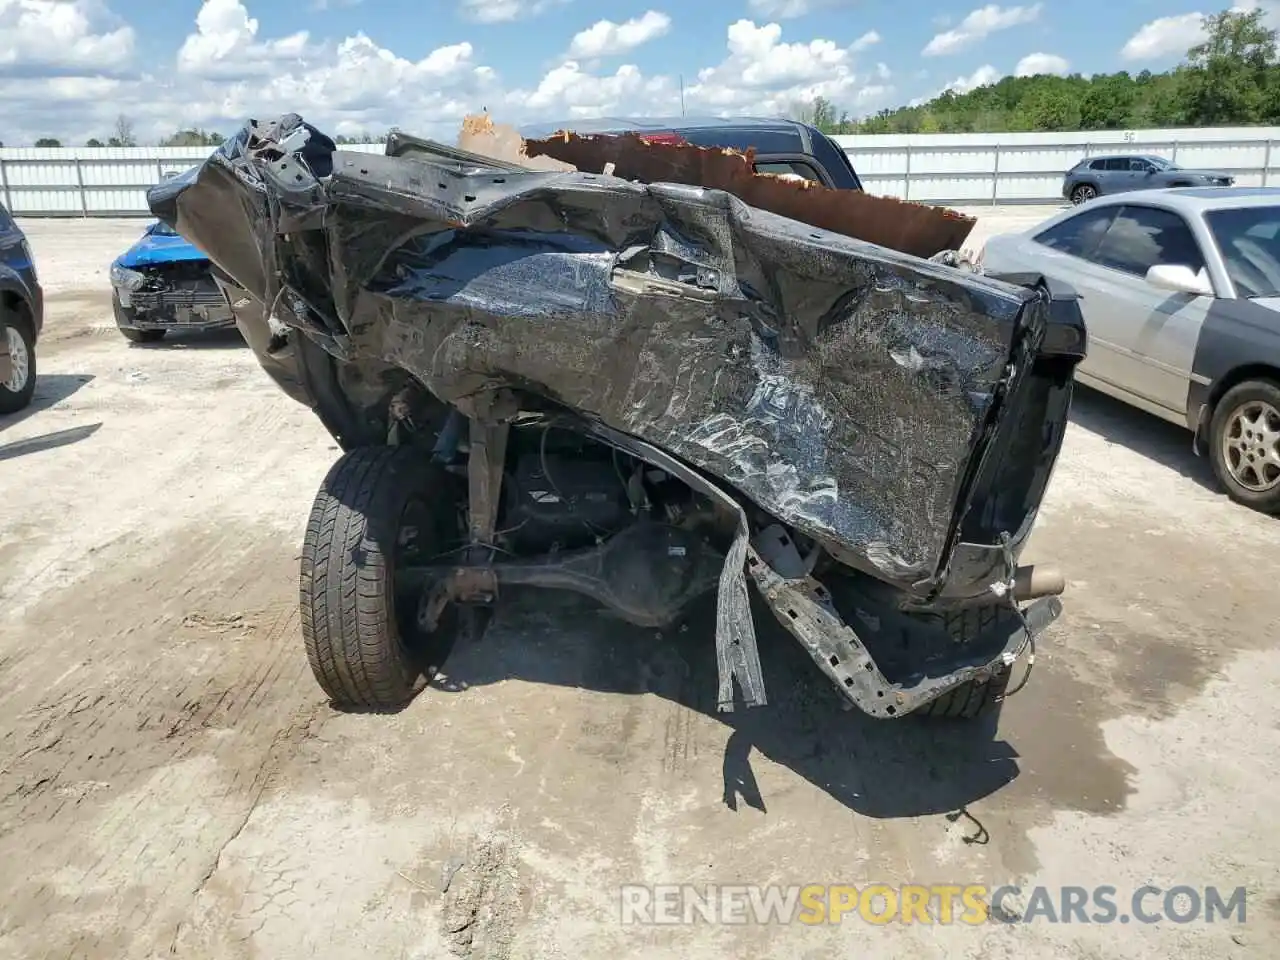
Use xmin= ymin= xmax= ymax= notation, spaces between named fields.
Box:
xmin=1 ymin=213 xmax=1277 ymax=960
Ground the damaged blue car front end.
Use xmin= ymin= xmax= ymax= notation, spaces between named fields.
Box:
xmin=108 ymin=221 xmax=235 ymax=342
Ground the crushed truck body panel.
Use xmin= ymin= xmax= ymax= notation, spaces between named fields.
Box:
xmin=149 ymin=114 xmax=1083 ymax=600
xmin=148 ymin=115 xmax=1085 ymax=714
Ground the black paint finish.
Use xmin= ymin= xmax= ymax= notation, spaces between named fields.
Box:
xmin=1188 ymin=297 xmax=1280 ymax=438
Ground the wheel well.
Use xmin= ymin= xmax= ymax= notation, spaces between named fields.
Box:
xmin=1209 ymin=365 xmax=1280 ymax=411
xmin=0 ymin=290 xmax=32 ymax=332
xmin=1196 ymin=364 xmax=1280 ymax=450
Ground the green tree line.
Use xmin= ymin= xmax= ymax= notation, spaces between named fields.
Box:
xmin=801 ymin=7 xmax=1280 ymax=135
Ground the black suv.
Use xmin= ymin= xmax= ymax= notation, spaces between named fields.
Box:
xmin=0 ymin=202 xmax=43 ymax=413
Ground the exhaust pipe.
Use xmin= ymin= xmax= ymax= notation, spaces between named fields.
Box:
xmin=1013 ymin=564 xmax=1065 ymax=601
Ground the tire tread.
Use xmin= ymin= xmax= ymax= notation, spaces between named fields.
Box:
xmin=300 ymin=446 xmax=432 ymax=708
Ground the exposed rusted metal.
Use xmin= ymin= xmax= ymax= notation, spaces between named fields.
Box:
xmin=522 ymin=130 xmax=976 ymax=260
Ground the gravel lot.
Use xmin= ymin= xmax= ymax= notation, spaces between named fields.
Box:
xmin=1 ymin=212 xmax=1277 ymax=960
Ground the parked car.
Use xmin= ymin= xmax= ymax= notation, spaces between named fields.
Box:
xmin=108 ymin=220 xmax=235 ymax=343
xmin=1063 ymin=155 xmax=1234 ymax=205
xmin=516 ymin=115 xmax=866 ymax=190
xmin=0 ymin=201 xmax=42 ymax=414
xmin=148 ymin=113 xmax=1083 ymax=726
xmin=982 ymin=186 xmax=1280 ymax=513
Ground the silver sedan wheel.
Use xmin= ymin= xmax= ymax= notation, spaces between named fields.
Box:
xmin=3 ymin=325 xmax=28 ymax=393
xmin=1221 ymin=399 xmax=1280 ymax=493
xmin=1071 ymin=185 xmax=1096 ymax=205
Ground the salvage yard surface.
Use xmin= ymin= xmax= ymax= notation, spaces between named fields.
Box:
xmin=1 ymin=211 xmax=1278 ymax=959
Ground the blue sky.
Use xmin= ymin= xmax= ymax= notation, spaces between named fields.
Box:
xmin=0 ymin=1 xmax=1261 ymax=144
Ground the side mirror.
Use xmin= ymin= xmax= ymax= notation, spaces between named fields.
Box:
xmin=1146 ymin=264 xmax=1212 ymax=297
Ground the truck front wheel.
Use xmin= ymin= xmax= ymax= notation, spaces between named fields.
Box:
xmin=300 ymin=446 xmax=465 ymax=709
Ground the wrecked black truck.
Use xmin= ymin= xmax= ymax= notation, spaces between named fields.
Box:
xmin=148 ymin=114 xmax=1085 ymax=721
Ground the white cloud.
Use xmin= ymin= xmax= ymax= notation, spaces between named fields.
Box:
xmin=0 ymin=4 xmax=896 ymax=145
xmin=457 ymin=0 xmax=567 ymax=23
xmin=1120 ymin=12 xmax=1207 ymax=61
xmin=566 ymin=11 xmax=671 ymax=58
xmin=1015 ymin=52 xmax=1069 ymax=76
xmin=922 ymin=4 xmax=1042 ymax=56
xmin=0 ymin=0 xmax=135 ymax=70
xmin=947 ymin=64 xmax=1002 ymax=93
xmin=177 ymin=0 xmax=313 ymax=79
xmin=507 ymin=18 xmax=894 ymax=122
xmin=850 ymin=30 xmax=881 ymax=52
xmin=512 ymin=61 xmax=675 ymax=116
xmin=677 ymin=19 xmax=890 ymax=113
xmin=1119 ymin=3 xmax=1280 ymax=62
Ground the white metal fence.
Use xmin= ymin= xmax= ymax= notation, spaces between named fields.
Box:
xmin=4 ymin=126 xmax=1280 ymax=216
xmin=833 ymin=126 xmax=1280 ymax=205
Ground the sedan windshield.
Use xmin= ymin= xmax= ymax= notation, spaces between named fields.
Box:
xmin=1205 ymin=206 xmax=1280 ymax=298
xmin=1149 ymin=157 xmax=1178 ymax=171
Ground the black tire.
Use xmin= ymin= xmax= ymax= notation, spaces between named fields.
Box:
xmin=0 ymin=303 xmax=36 ymax=414
xmin=1208 ymin=379 xmax=1280 ymax=515
xmin=113 ymin=293 xmax=165 ymax=343
xmin=913 ymin=606 xmax=1016 ymax=721
xmin=300 ymin=445 xmax=465 ymax=709
xmin=1070 ymin=184 xmax=1097 ymax=205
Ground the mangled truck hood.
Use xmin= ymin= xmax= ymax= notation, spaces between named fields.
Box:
xmin=148 ymin=115 xmax=1085 ymax=605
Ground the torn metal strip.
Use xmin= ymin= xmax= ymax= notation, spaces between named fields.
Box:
xmin=747 ymin=534 xmax=1062 ymax=718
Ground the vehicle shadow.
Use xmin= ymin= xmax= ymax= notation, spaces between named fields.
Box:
xmin=412 ymin=590 xmax=1021 ymax=821
xmin=0 ymin=422 xmax=102 ymax=462
xmin=1068 ymin=383 xmax=1218 ymax=493
xmin=127 ymin=327 xmax=246 ymax=351
xmin=0 ymin=373 xmax=94 ymax=433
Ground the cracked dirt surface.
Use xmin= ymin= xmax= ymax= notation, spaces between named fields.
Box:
xmin=0 ymin=216 xmax=1277 ymax=959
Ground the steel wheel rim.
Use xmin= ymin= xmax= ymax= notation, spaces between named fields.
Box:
xmin=4 ymin=326 xmax=28 ymax=393
xmin=1222 ymin=399 xmax=1280 ymax=493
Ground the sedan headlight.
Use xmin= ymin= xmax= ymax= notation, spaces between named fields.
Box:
xmin=109 ymin=263 xmax=146 ymax=292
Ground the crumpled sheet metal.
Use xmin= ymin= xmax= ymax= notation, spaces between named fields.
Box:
xmin=148 ymin=115 xmax=1042 ymax=601
xmin=522 ymin=130 xmax=977 ymax=260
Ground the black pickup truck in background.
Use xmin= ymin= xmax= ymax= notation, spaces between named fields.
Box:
xmin=517 ymin=116 xmax=866 ymax=190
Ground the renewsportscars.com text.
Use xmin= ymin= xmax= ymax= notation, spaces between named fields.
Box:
xmin=618 ymin=883 xmax=1248 ymax=926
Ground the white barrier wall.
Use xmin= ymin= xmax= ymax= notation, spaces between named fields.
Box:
xmin=833 ymin=126 xmax=1280 ymax=204
xmin=3 ymin=126 xmax=1279 ymax=215
xmin=0 ymin=143 xmax=384 ymax=217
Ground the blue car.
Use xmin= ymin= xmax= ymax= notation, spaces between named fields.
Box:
xmin=108 ymin=220 xmax=235 ymax=343
xmin=0 ymin=201 xmax=42 ymax=413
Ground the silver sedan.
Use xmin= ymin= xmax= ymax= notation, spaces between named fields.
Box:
xmin=982 ymin=187 xmax=1280 ymax=514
